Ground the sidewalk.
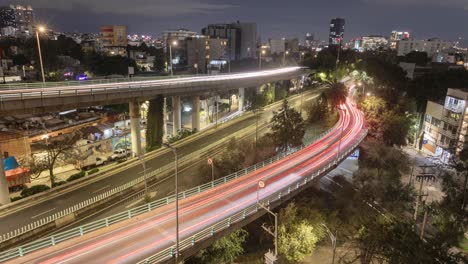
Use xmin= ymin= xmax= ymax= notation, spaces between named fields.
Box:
xmin=10 ymin=165 xmax=80 ymax=199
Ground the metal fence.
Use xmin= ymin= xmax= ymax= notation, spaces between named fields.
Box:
xmin=138 ymin=130 xmax=368 ymax=263
xmin=0 ymin=122 xmax=349 ymax=262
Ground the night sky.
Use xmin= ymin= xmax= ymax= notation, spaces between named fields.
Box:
xmin=2 ymin=0 xmax=467 ymax=45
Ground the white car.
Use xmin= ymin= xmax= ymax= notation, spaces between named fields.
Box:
xmin=110 ymin=149 xmax=129 ymax=161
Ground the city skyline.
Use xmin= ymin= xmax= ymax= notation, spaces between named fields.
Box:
xmin=0 ymin=0 xmax=466 ymax=45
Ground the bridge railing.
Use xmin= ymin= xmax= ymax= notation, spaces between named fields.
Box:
xmin=0 ymin=74 xmax=196 ymax=90
xmin=0 ymin=122 xmax=340 ymax=262
xmin=137 ymin=129 xmax=368 ymax=264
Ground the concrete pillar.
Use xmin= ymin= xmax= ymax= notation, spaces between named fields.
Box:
xmin=238 ymin=87 xmax=245 ymax=112
xmin=163 ymin=97 xmax=168 ymax=137
xmin=0 ymin=147 xmax=10 ymax=205
xmin=191 ymin=96 xmax=200 ymax=132
xmin=129 ymin=101 xmax=143 ymax=157
xmin=172 ymin=96 xmax=181 ymax=136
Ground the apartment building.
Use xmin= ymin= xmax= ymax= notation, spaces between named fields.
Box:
xmin=422 ymin=88 xmax=468 ymax=162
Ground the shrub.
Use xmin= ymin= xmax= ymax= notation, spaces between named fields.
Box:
xmin=88 ymin=168 xmax=99 ymax=175
xmin=11 ymin=196 xmax=23 ymax=202
xmin=67 ymin=171 xmax=86 ymax=182
xmin=52 ymin=181 xmax=67 ymax=187
xmin=21 ymin=185 xmax=50 ymax=197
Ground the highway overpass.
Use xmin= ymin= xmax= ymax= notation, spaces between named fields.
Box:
xmin=0 ymin=87 xmax=367 ymax=263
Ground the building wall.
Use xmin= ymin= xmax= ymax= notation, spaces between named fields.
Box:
xmin=269 ymin=39 xmax=285 ymax=54
xmin=397 ymin=38 xmax=452 ymax=57
xmin=187 ymin=37 xmax=227 ymax=73
xmin=0 ymin=134 xmax=31 ymax=158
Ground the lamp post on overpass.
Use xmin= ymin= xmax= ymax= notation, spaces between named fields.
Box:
xmin=35 ymin=26 xmax=46 ymax=84
xmin=336 ymin=106 xmax=346 ymax=162
xmin=283 ymin=50 xmax=289 ymax=67
xmin=259 ymin=49 xmax=266 ymax=70
xmin=163 ymin=143 xmax=179 ymax=262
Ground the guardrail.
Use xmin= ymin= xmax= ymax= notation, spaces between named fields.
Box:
xmin=0 ymin=68 xmax=302 ymax=102
xmin=0 ymin=74 xmax=195 ymax=90
xmin=137 ymin=129 xmax=368 ymax=264
xmin=0 ymin=121 xmax=344 ymax=262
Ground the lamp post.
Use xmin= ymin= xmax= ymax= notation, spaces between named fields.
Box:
xmin=35 ymin=26 xmax=46 ymax=84
xmin=208 ymin=158 xmax=214 ymax=182
xmin=257 ymin=180 xmax=278 ymax=257
xmin=300 ymin=52 xmax=305 ymax=64
xmin=259 ymin=49 xmax=266 ymax=70
xmin=321 ymin=223 xmax=337 ymax=264
xmin=283 ymin=50 xmax=289 ymax=66
xmin=169 ymin=40 xmax=178 ymax=76
xmin=163 ymin=143 xmax=179 ymax=263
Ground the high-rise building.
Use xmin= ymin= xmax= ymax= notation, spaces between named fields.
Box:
xmin=329 ymin=17 xmax=345 ymax=47
xmin=0 ymin=6 xmax=16 ymax=36
xmin=11 ymin=5 xmax=33 ymax=34
xmin=97 ymin=25 xmax=128 ymax=56
xmin=390 ymin=30 xmax=410 ymax=49
xmin=202 ymin=21 xmax=257 ymax=60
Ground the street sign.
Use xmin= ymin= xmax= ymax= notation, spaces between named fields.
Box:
xmin=258 ymin=180 xmax=265 ymax=188
xmin=207 ymin=158 xmax=213 ymax=165
xmin=422 ymin=139 xmax=428 ymax=145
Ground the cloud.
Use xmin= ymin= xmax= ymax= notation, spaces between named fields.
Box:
xmin=14 ymin=0 xmax=237 ymax=17
xmin=362 ymin=0 xmax=468 ymax=10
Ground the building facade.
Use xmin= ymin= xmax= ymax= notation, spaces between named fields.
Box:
xmin=186 ymin=36 xmax=227 ymax=74
xmin=390 ymin=31 xmax=410 ymax=49
xmin=97 ymin=25 xmax=128 ymax=56
xmin=329 ymin=17 xmax=345 ymax=47
xmin=396 ymin=38 xmax=452 ymax=57
xmin=202 ymin=21 xmax=257 ymax=60
xmin=269 ymin=39 xmax=285 ymax=54
xmin=163 ymin=29 xmax=197 ymax=72
xmin=422 ymin=88 xmax=468 ymax=162
xmin=0 ymin=5 xmax=34 ymax=36
xmin=359 ymin=36 xmax=388 ymax=51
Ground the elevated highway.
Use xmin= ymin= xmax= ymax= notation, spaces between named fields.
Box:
xmin=2 ymin=86 xmax=366 ymax=263
xmin=0 ymin=67 xmax=306 ymax=115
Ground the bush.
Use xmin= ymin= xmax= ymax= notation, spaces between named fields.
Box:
xmin=21 ymin=185 xmax=50 ymax=197
xmin=11 ymin=196 xmax=23 ymax=202
xmin=67 ymin=171 xmax=86 ymax=182
xmin=52 ymin=181 xmax=67 ymax=187
xmin=88 ymin=168 xmax=99 ymax=175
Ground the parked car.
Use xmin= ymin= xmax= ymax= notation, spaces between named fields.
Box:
xmin=75 ymin=155 xmax=109 ymax=170
xmin=109 ymin=149 xmax=130 ymax=161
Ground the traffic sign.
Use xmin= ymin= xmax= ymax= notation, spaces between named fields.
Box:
xmin=207 ymin=158 xmax=213 ymax=165
xmin=258 ymin=180 xmax=265 ymax=188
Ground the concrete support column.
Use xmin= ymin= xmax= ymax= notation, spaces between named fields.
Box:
xmin=163 ymin=97 xmax=168 ymax=137
xmin=191 ymin=96 xmax=200 ymax=132
xmin=172 ymin=96 xmax=181 ymax=136
xmin=238 ymin=87 xmax=245 ymax=112
xmin=0 ymin=147 xmax=10 ymax=205
xmin=129 ymin=100 xmax=143 ymax=157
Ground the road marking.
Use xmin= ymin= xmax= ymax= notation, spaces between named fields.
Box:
xmin=93 ymin=185 xmax=111 ymax=194
xmin=31 ymin=208 xmax=56 ymax=219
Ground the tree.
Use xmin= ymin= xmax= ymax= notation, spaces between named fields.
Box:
xmin=36 ymin=133 xmax=81 ymax=186
xmin=153 ymin=47 xmax=166 ymax=72
xmin=401 ymin=51 xmax=430 ymax=66
xmin=278 ymin=203 xmax=325 ymax=263
xmin=269 ymin=99 xmax=305 ymax=151
xmin=381 ymin=110 xmax=411 ymax=146
xmin=323 ymin=80 xmax=347 ymax=108
xmin=189 ymin=229 xmax=248 ymax=264
xmin=305 ymin=94 xmax=328 ymax=124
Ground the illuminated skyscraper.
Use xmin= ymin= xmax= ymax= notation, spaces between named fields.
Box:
xmin=329 ymin=17 xmax=345 ymax=47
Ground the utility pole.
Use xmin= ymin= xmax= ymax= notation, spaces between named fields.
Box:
xmin=257 ymin=180 xmax=278 ymax=259
xmin=413 ymin=170 xmax=436 ymax=223
xmin=420 ymin=203 xmax=429 ymax=239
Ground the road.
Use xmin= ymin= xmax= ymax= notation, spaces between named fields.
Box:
xmin=8 ymin=93 xmax=365 ymax=263
xmin=0 ymin=89 xmax=322 ymax=235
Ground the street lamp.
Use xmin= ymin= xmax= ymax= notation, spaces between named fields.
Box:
xmin=163 ymin=143 xmax=179 ymax=263
xmin=336 ymin=106 xmax=346 ymax=162
xmin=257 ymin=180 xmax=278 ymax=258
xmin=321 ymin=223 xmax=337 ymax=264
xmin=259 ymin=49 xmax=266 ymax=70
xmin=283 ymin=50 xmax=289 ymax=66
xmin=36 ymin=26 xmax=46 ymax=84
xmin=169 ymin=40 xmax=178 ymax=76
xmin=300 ymin=51 xmax=305 ymax=64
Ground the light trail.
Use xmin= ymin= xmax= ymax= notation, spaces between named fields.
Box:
xmin=6 ymin=87 xmax=366 ymax=264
